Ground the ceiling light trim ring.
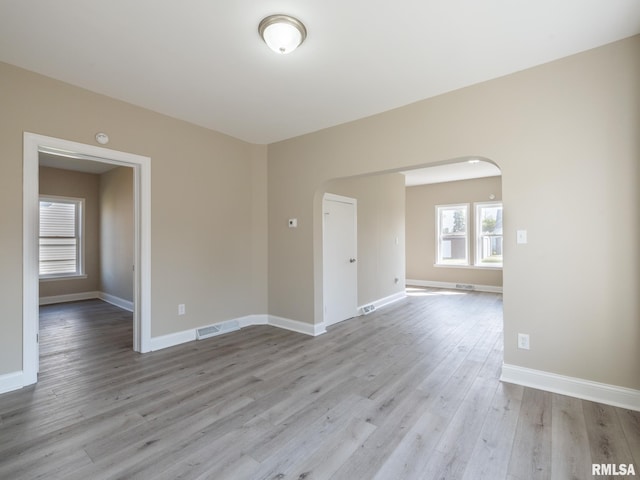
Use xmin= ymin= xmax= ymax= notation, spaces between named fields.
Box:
xmin=259 ymin=14 xmax=307 ymax=54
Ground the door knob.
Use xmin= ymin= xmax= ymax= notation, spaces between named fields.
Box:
xmin=349 ymin=258 xmax=356 ymax=263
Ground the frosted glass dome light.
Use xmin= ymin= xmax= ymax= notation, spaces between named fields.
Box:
xmin=259 ymin=15 xmax=307 ymax=55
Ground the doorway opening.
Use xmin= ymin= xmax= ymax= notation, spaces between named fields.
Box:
xmin=22 ymin=133 xmax=151 ymax=387
xmin=316 ymin=156 xmax=503 ymax=341
xmin=402 ymin=158 xmax=503 ymax=292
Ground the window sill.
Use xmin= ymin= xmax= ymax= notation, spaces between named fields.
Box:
xmin=39 ymin=274 xmax=87 ymax=282
xmin=434 ymin=264 xmax=502 ymax=271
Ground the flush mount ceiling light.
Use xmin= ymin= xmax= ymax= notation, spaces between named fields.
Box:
xmin=258 ymin=14 xmax=307 ymax=54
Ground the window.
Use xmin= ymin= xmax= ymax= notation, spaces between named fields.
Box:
xmin=39 ymin=196 xmax=84 ymax=278
xmin=475 ymin=202 xmax=503 ymax=267
xmin=436 ymin=204 xmax=469 ymax=265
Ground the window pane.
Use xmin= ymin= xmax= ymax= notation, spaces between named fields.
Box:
xmin=479 ymin=205 xmax=502 ymax=235
xmin=437 ymin=205 xmax=468 ymax=265
xmin=476 ymin=203 xmax=503 ymax=266
xmin=40 ymin=202 xmax=76 ymax=237
xmin=440 ymin=207 xmax=467 ymax=235
xmin=39 ymin=199 xmax=80 ymax=276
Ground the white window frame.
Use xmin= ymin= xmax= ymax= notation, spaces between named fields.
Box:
xmin=39 ymin=195 xmax=85 ymax=280
xmin=474 ymin=201 xmax=503 ymax=268
xmin=435 ymin=203 xmax=470 ymax=266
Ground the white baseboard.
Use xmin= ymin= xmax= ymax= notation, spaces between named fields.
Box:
xmin=39 ymin=291 xmax=134 ymax=312
xmin=239 ymin=314 xmax=269 ymax=328
xmin=501 ymin=364 xmax=640 ymax=412
xmin=39 ymin=291 xmax=101 ymax=305
xmin=360 ymin=290 xmax=407 ymax=312
xmin=150 ymin=309 xmax=375 ymax=348
xmin=0 ymin=371 xmax=24 ymax=395
xmin=148 ymin=314 xmax=325 ymax=352
xmin=269 ymin=315 xmax=326 ymax=336
xmin=36 ymin=293 xmax=325 ymax=343
xmin=99 ymin=292 xmax=134 ymax=312
xmin=406 ymin=279 xmax=503 ymax=294
xmin=150 ymin=329 xmax=196 ymax=351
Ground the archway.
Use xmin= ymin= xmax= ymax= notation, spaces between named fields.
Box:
xmin=313 ymin=155 xmax=503 ymax=336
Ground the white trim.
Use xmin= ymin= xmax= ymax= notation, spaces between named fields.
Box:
xmin=150 ymin=329 xmax=196 ymax=352
xmin=23 ymin=134 xmax=40 ymax=386
xmin=38 ymin=291 xmax=134 ymax=312
xmin=39 ymin=291 xmax=100 ymax=306
xmin=239 ymin=314 xmax=269 ymax=328
xmin=433 ymin=264 xmax=502 ymax=271
xmin=474 ymin=201 xmax=503 ymax=269
xmin=501 ymin=364 xmax=640 ymax=412
xmin=269 ymin=315 xmax=326 ymax=336
xmin=136 ymin=151 xmax=152 ymax=353
xmin=406 ymin=279 xmax=503 ymax=294
xmin=23 ymin=132 xmax=152 ymax=389
xmin=0 ymin=371 xmax=24 ymax=395
xmin=148 ymin=314 xmax=325 ymax=353
xmin=99 ymin=292 xmax=134 ymax=312
xmin=359 ymin=290 xmax=406 ymax=312
xmin=323 ymin=192 xmax=356 ymax=204
xmin=39 ymin=274 xmax=88 ymax=282
xmin=436 ymin=203 xmax=470 ymax=266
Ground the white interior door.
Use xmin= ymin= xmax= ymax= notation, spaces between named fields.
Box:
xmin=323 ymin=193 xmax=357 ymax=326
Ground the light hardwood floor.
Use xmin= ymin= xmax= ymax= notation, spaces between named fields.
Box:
xmin=0 ymin=289 xmax=638 ymax=479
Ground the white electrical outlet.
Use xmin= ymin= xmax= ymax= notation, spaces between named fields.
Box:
xmin=518 ymin=333 xmax=530 ymax=350
xmin=516 ymin=229 xmax=528 ymax=244
xmin=178 ymin=304 xmax=186 ymax=315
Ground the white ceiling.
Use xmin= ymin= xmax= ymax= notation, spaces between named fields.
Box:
xmin=402 ymin=160 xmax=501 ymax=186
xmin=39 ymin=152 xmax=118 ymax=175
xmin=1 ymin=1 xmax=639 ymax=145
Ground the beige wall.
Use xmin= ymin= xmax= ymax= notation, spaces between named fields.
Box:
xmin=38 ymin=166 xmax=101 ymax=297
xmin=250 ymin=147 xmax=269 ymax=314
xmin=1 ymin=36 xmax=638 ymax=393
xmin=0 ymin=60 xmax=268 ymax=374
xmin=99 ymin=166 xmax=134 ymax=302
xmin=268 ymin=36 xmax=640 ymax=390
xmin=324 ymin=173 xmax=406 ymax=306
xmin=406 ymin=176 xmax=503 ymax=287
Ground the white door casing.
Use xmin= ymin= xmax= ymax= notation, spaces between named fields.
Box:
xmin=23 ymin=132 xmax=151 ymax=387
xmin=323 ymin=193 xmax=358 ymax=326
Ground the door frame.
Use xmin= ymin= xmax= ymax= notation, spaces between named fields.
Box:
xmin=23 ymin=132 xmax=152 ymax=386
xmin=322 ymin=192 xmax=358 ymax=326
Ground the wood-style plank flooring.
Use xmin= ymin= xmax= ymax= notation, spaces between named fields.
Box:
xmin=0 ymin=288 xmax=638 ymax=479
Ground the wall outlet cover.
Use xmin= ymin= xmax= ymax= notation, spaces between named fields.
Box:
xmin=518 ymin=333 xmax=530 ymax=350
xmin=516 ymin=229 xmax=528 ymax=244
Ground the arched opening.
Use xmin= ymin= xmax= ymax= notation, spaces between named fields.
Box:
xmin=314 ymin=154 xmax=503 ymax=354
